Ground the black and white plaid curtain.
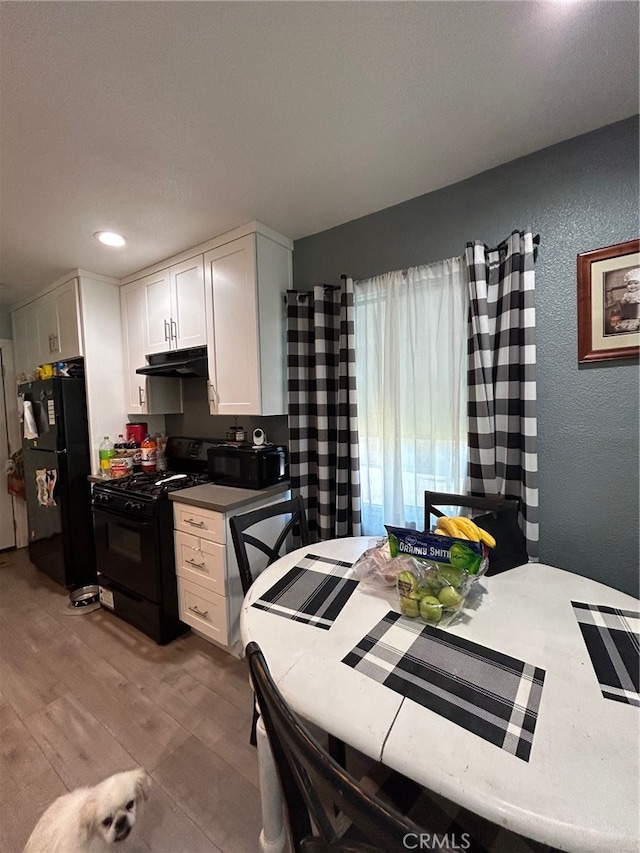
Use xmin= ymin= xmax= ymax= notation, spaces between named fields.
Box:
xmin=464 ymin=231 xmax=539 ymax=558
xmin=286 ymin=280 xmax=362 ymax=541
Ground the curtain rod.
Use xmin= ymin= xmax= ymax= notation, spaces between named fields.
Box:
xmin=342 ymin=233 xmax=541 ymax=283
xmin=486 ymin=233 xmax=540 ymax=254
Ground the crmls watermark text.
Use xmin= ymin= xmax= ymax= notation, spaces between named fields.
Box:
xmin=403 ymin=833 xmax=472 ymax=850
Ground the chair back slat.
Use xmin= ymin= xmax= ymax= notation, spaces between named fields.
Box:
xmin=230 ymin=496 xmax=311 ymax=595
xmin=246 ymin=642 xmax=424 ymax=853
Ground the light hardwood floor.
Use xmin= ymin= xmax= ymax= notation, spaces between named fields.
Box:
xmin=0 ymin=548 xmax=560 ymax=853
xmin=0 ymin=548 xmax=263 ymax=853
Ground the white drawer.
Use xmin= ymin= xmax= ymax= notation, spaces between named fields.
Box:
xmin=177 ymin=577 xmax=228 ymax=645
xmin=173 ymin=502 xmax=226 ymax=543
xmin=174 ymin=530 xmax=226 ymax=595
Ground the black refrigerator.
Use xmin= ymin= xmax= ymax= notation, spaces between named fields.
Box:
xmin=20 ymin=377 xmax=96 ymax=589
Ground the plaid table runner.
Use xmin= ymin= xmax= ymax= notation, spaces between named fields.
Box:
xmin=343 ymin=612 xmax=545 ymax=761
xmin=572 ymin=601 xmax=640 ymax=707
xmin=251 ymin=553 xmax=358 ymax=629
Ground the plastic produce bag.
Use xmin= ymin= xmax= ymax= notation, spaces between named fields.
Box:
xmin=385 ymin=525 xmax=489 ymax=628
xmin=351 ymin=538 xmax=408 ymax=590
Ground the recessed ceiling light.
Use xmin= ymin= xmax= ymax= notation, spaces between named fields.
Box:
xmin=94 ymin=230 xmax=128 ymax=247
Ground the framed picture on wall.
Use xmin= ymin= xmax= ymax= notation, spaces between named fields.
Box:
xmin=577 ymin=238 xmax=640 ymax=363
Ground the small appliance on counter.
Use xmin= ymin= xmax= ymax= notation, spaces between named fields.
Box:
xmin=207 ymin=442 xmax=288 ymax=490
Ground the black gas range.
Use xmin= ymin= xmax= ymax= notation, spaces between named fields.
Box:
xmin=93 ymin=471 xmax=210 ymax=518
xmin=91 ymin=436 xmax=221 ymax=644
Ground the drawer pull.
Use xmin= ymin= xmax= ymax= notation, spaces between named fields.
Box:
xmin=184 ymin=518 xmax=205 ymax=527
xmin=188 ymin=604 xmax=209 ymax=619
xmin=186 ymin=558 xmax=206 ymax=569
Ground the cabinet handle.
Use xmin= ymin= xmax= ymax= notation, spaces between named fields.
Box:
xmin=53 ymin=334 xmax=59 ymax=352
xmin=138 ymin=386 xmax=145 ymax=406
xmin=164 ymin=320 xmax=170 ymax=342
xmin=184 ymin=518 xmax=205 ymax=528
xmin=207 ymin=381 xmax=218 ymax=413
xmin=48 ymin=334 xmax=54 ymax=353
xmin=186 ymin=558 xmax=206 ymax=569
xmin=170 ymin=318 xmax=177 ymax=341
xmin=188 ymin=604 xmax=209 ymax=619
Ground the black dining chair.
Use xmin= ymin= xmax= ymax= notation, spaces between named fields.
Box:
xmin=230 ymin=495 xmax=311 ymax=599
xmin=424 ymin=491 xmax=529 ymax=575
xmin=246 ymin=641 xmax=426 ymax=853
xmin=230 ymin=497 xmax=345 ymax=766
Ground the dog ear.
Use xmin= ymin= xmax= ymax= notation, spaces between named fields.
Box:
xmin=79 ymin=794 xmax=98 ymax=837
xmin=134 ymin=768 xmax=151 ymax=802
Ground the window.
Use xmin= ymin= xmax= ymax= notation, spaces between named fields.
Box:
xmin=354 ymin=260 xmax=468 ymax=535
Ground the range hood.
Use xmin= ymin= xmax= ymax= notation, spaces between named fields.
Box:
xmin=136 ymin=346 xmax=209 ymax=378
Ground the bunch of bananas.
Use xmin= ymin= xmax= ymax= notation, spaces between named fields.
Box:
xmin=435 ymin=515 xmax=496 ymax=548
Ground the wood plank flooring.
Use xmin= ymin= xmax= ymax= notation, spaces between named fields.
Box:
xmin=0 ymin=548 xmax=262 ymax=853
xmin=0 ymin=548 xmax=563 ymax=853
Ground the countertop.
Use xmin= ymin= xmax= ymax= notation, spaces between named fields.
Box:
xmin=168 ymin=481 xmax=289 ymax=513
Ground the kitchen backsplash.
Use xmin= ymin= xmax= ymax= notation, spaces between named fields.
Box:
xmin=164 ymin=378 xmax=289 ymax=444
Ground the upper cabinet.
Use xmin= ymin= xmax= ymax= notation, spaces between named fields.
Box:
xmin=37 ymin=278 xmax=81 ymax=362
xmin=204 ymin=230 xmax=291 ymax=417
xmin=142 ymin=256 xmax=206 ymax=354
xmin=118 ymin=221 xmax=292 ymax=417
xmin=120 ymin=278 xmax=183 ymax=416
xmin=11 ymin=300 xmax=40 ymax=381
xmin=11 ymin=272 xmax=126 ymax=475
xmin=11 ymin=277 xmax=81 ymax=378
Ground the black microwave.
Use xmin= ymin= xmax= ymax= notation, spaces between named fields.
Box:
xmin=207 ymin=444 xmax=288 ymax=490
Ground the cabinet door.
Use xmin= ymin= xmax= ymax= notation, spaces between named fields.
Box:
xmin=120 ymin=280 xmax=147 ymax=414
xmin=142 ymin=269 xmax=173 ymax=354
xmin=120 ymin=279 xmax=183 ymax=415
xmin=170 ymin=256 xmax=206 ymax=350
xmin=11 ymin=301 xmax=40 ymax=381
xmin=204 ymin=235 xmax=261 ymax=415
xmin=35 ymin=292 xmax=58 ymax=363
xmin=53 ymin=278 xmax=81 ymax=360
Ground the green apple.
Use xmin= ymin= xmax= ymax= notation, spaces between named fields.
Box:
xmin=399 ymin=596 xmax=420 ymax=618
xmin=419 ymin=595 xmax=443 ymax=624
xmin=438 ymin=565 xmax=464 ymax=588
xmin=438 ymin=585 xmax=464 ymax=609
xmin=397 ymin=569 xmax=419 ymax=597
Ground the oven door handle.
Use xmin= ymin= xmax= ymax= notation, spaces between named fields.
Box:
xmin=92 ymin=506 xmax=156 ymax=529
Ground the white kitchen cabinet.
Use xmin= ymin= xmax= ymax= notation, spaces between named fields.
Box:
xmin=11 ymin=278 xmax=81 ymax=377
xmin=120 ymin=278 xmax=183 ymax=415
xmin=36 ymin=278 xmax=82 ymax=362
xmin=204 ymin=231 xmax=291 ymax=416
xmin=172 ymin=491 xmax=287 ymax=656
xmin=141 ymin=256 xmax=206 ymax=355
xmin=11 ymin=271 xmax=128 ymax=475
xmin=10 ymin=299 xmax=40 ymax=381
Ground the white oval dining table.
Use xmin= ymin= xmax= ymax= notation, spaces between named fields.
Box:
xmin=240 ymin=536 xmax=639 ymax=853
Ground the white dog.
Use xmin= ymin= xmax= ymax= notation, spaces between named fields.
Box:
xmin=23 ymin=768 xmax=151 ymax=853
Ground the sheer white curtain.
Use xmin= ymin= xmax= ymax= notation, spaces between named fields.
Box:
xmin=355 ymin=258 xmax=468 ymax=534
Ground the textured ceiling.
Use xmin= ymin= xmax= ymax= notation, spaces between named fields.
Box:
xmin=0 ymin=1 xmax=638 ymax=306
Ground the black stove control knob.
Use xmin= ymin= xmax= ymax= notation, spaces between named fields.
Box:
xmin=125 ymin=500 xmax=140 ymax=511
xmin=94 ymin=492 xmax=110 ymax=504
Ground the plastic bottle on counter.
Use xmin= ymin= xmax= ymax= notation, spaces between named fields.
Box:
xmin=140 ymin=434 xmax=157 ymax=473
xmin=128 ymin=438 xmax=142 ymax=473
xmin=98 ymin=436 xmax=114 ymax=477
xmin=114 ymin=434 xmax=127 ymax=455
xmin=155 ymin=434 xmax=167 ymax=471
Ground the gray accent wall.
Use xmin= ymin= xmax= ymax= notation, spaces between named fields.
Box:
xmin=293 ymin=116 xmax=639 ymax=598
